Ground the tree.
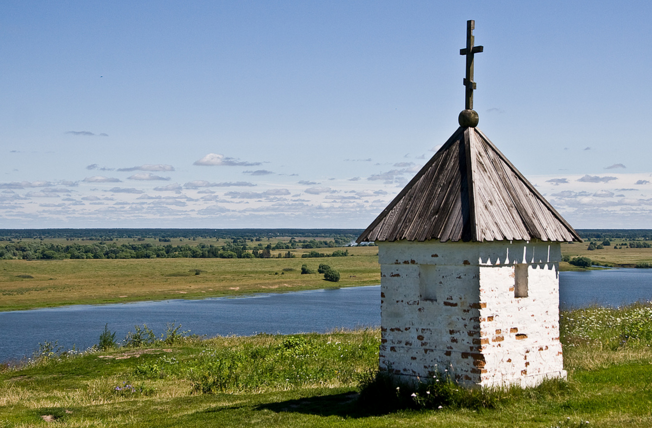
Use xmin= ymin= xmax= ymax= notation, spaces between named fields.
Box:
xmin=324 ymin=268 xmax=340 ymax=282
xmin=318 ymin=263 xmax=331 ymax=273
xmin=301 ymin=264 xmax=315 ymax=274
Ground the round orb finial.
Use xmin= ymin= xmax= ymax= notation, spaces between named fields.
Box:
xmin=458 ymin=109 xmax=479 ymax=127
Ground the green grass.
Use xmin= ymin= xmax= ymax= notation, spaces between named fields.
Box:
xmin=0 ymin=246 xmax=380 ymax=312
xmin=2 ymin=304 xmax=652 ymax=427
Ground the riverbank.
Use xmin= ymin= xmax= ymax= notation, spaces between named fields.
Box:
xmin=2 ymin=303 xmax=652 ymax=427
xmin=2 ymin=243 xmax=651 ymax=312
xmin=0 ymin=246 xmax=380 ymax=312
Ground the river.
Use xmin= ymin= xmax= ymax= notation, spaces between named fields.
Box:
xmin=1 ymin=268 xmax=650 ymax=363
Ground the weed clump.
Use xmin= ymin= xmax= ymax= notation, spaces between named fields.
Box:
xmin=98 ymin=324 xmax=117 ymax=350
xmin=357 ymin=369 xmax=500 ymax=412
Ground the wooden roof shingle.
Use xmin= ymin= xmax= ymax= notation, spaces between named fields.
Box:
xmin=357 ymin=126 xmax=581 ymax=243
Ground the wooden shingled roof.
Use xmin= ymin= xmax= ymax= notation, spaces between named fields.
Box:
xmin=357 ymin=126 xmax=582 ymax=243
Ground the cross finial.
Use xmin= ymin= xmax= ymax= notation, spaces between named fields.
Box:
xmin=459 ymin=20 xmax=483 ymax=127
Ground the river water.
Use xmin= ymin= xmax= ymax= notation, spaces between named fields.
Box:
xmin=1 ymin=269 xmax=650 ymax=363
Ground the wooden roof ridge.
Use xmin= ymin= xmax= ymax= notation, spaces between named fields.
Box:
xmin=473 ymin=128 xmax=582 ymax=242
xmin=357 ymin=126 xmax=582 ymax=244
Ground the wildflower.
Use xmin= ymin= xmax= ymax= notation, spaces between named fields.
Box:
xmin=396 ymin=387 xmax=400 ymax=391
xmin=426 ymin=391 xmax=430 ymax=395
xmin=438 ymin=405 xmax=443 ymax=409
xmin=411 ymin=393 xmax=417 ymax=397
xmin=115 ymin=387 xmax=122 ymax=391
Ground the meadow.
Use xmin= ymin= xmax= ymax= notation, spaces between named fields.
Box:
xmin=3 ymin=237 xmax=652 ymax=311
xmin=1 ymin=303 xmax=651 ymax=427
xmin=0 ymin=246 xmax=380 ymax=312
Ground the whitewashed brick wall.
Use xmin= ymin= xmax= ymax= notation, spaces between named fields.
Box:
xmin=378 ymin=240 xmax=566 ymax=388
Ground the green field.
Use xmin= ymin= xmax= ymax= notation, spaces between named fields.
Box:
xmin=2 ymin=303 xmax=652 ymax=427
xmin=0 ymin=246 xmax=380 ymax=312
xmin=3 ymin=238 xmax=652 ymax=312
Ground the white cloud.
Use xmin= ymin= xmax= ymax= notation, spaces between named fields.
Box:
xmin=546 ymin=178 xmax=568 ymax=185
xmin=243 ymin=170 xmax=274 ymax=176
xmin=118 ymin=164 xmax=175 ymax=172
xmin=83 ymin=176 xmax=121 ymax=183
xmin=605 ymin=164 xmax=626 ymax=169
xmin=225 ymin=189 xmax=290 ymax=199
xmin=184 ymin=181 xmax=256 ymax=188
xmin=304 ymin=187 xmax=333 ymax=195
xmin=154 ymin=184 xmax=183 ymax=192
xmin=193 ymin=153 xmax=261 ymax=166
xmin=298 ymin=180 xmax=319 ymax=185
xmin=636 ymin=180 xmax=650 ymax=185
xmin=577 ymin=175 xmax=617 ymax=183
xmin=593 ymin=190 xmax=615 ymax=198
xmin=0 ymin=181 xmax=52 ymax=189
xmin=127 ymin=173 xmax=171 ymax=181
xmin=108 ymin=187 xmax=144 ymax=194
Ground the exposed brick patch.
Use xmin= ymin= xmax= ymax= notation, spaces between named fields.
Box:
xmin=421 ymin=342 xmax=428 ymax=347
xmin=525 ymin=362 xmax=530 ymax=367
xmin=450 ymin=337 xmax=458 ymax=343
xmin=553 ymin=337 xmax=560 ymax=341
xmin=506 ymin=358 xmax=512 ymax=363
xmin=390 ymin=273 xmax=401 ymax=277
xmin=444 ymin=351 xmax=451 ymax=356
xmin=487 ymin=316 xmax=494 ymax=321
xmin=411 ymin=260 xmax=416 ymax=264
xmin=521 ymin=370 xmax=527 ymax=375
xmin=431 ymin=254 xmax=439 ymax=257
xmin=417 ymin=335 xmax=425 ymax=340
xmin=510 ymin=328 xmax=518 ymax=333
xmin=404 ymin=341 xmax=413 ymax=346
xmin=449 ymin=330 xmax=459 ymax=335
xmin=411 ymin=356 xmax=417 ymax=360
xmin=516 ymin=334 xmax=528 ymax=340
xmin=380 ymin=292 xmax=385 ymax=298
xmin=467 ymin=331 xmax=479 ymax=337
xmin=390 ymin=347 xmax=397 ymax=352
xmin=464 ymin=375 xmax=472 ymax=381
xmin=463 ymin=260 xmax=470 ymax=265
xmin=493 ymin=336 xmax=504 ymax=342
xmin=444 ymin=301 xmax=458 ymax=307
xmin=469 ymin=303 xmax=487 ymax=309
xmin=495 ymin=329 xmax=502 ymax=334
xmin=508 ymin=287 xmax=515 ymax=292
xmin=473 ymin=338 xmax=489 ymax=345
xmin=381 ymin=339 xmax=387 ymax=343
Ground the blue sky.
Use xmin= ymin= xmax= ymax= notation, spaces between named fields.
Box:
xmin=1 ymin=1 xmax=651 ymax=229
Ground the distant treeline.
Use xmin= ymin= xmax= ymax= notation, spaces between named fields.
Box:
xmin=0 ymin=238 xmax=353 ymax=261
xmin=0 ymin=228 xmax=364 ymax=241
xmin=577 ymin=229 xmax=652 ymax=240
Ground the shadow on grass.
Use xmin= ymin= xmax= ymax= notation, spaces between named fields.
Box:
xmin=254 ymin=392 xmax=392 ymax=418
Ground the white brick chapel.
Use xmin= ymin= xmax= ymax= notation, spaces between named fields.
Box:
xmin=356 ymin=21 xmax=582 ymax=388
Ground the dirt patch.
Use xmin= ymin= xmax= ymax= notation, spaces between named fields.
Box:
xmin=41 ymin=415 xmax=57 ymax=422
xmin=98 ymin=348 xmax=172 ymax=360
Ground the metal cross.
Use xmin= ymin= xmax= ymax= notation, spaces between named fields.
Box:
xmin=460 ymin=20 xmax=483 ymax=110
